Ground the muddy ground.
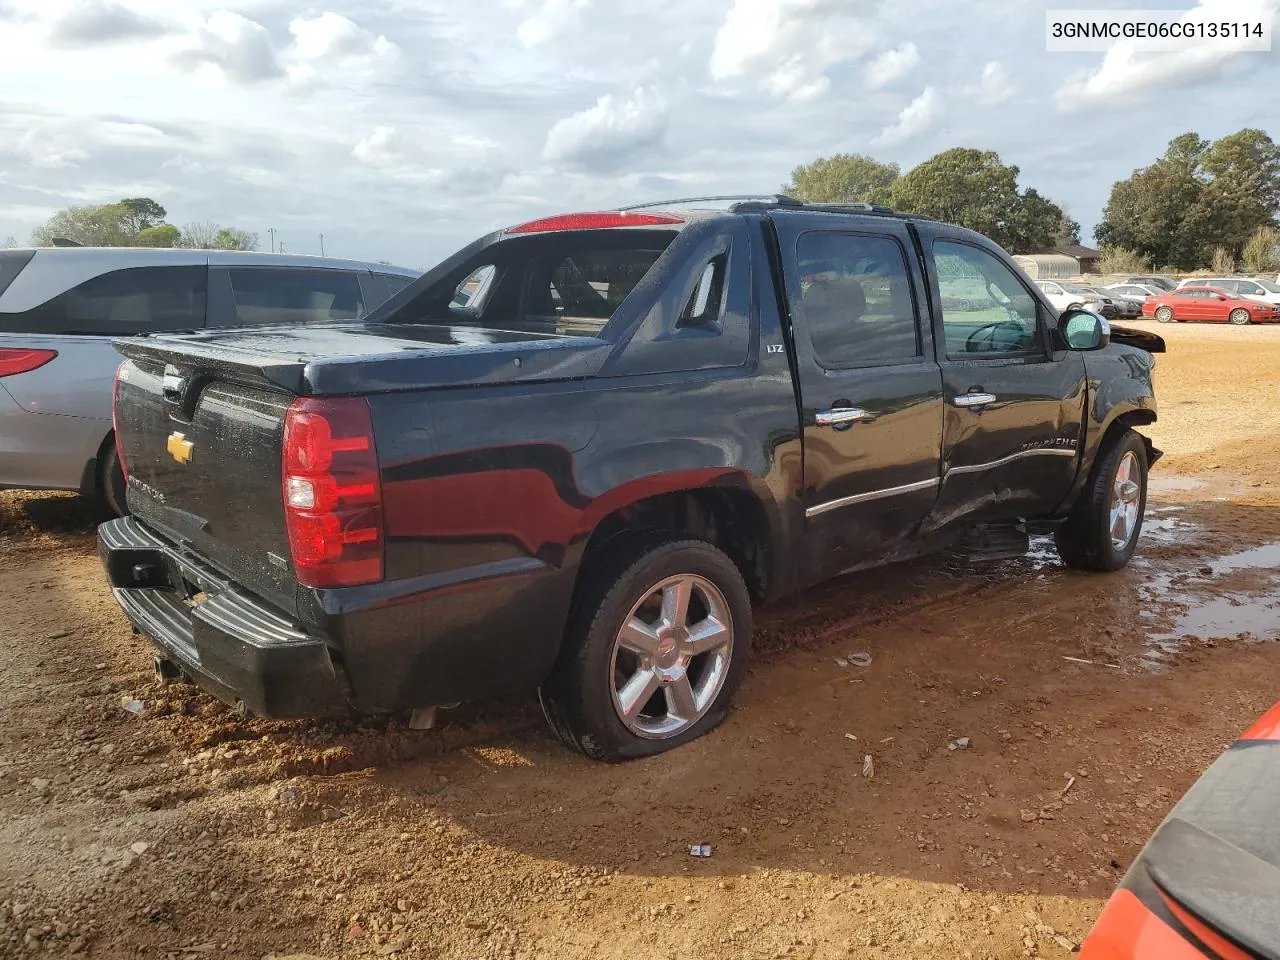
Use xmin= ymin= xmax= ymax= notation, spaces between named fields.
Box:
xmin=1 ymin=321 xmax=1278 ymax=960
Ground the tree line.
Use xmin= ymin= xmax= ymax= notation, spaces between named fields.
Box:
xmin=26 ymin=198 xmax=259 ymax=252
xmin=784 ymin=127 xmax=1279 ymax=274
xmin=783 ymin=150 xmax=1080 ymax=254
xmin=1096 ymin=129 xmax=1279 ymax=273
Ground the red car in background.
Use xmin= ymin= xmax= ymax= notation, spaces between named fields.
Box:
xmin=1080 ymin=701 xmax=1280 ymax=959
xmin=1149 ymin=286 xmax=1280 ymax=325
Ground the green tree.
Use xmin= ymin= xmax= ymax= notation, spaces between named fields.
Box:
xmin=1242 ymin=225 xmax=1279 ymax=274
xmin=888 ymin=148 xmax=1067 ymax=253
xmin=1097 ymin=246 xmax=1151 ymax=274
xmin=1096 ymin=130 xmax=1280 ymax=270
xmin=179 ymin=222 xmax=258 ymax=250
xmin=118 ymin=198 xmax=168 ymax=234
xmin=1010 ymin=188 xmax=1079 ymax=252
xmin=212 ymin=227 xmax=258 ymax=251
xmin=1094 ymin=135 xmax=1213 ymax=270
xmin=30 ymin=203 xmax=134 ymax=247
xmin=135 ymin=224 xmax=182 ymax=247
xmin=783 ymin=153 xmax=900 ymax=205
xmin=1198 ymin=129 xmax=1280 ymax=257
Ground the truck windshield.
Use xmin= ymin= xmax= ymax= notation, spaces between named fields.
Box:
xmin=384 ymin=230 xmax=678 ymax=336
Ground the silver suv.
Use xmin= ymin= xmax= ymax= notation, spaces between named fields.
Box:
xmin=0 ymin=248 xmax=419 ymax=514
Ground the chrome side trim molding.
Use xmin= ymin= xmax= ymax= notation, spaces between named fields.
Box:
xmin=945 ymin=447 xmax=1077 ymax=476
xmin=804 ymin=447 xmax=1079 ymax=519
xmin=805 ymin=477 xmax=940 ymax=519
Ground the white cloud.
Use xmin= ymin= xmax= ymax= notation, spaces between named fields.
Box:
xmin=864 ymin=43 xmax=919 ymax=89
xmin=1055 ymin=0 xmax=1279 ymax=111
xmin=353 ymin=126 xmax=405 ymax=168
xmin=873 ymin=86 xmax=944 ymax=146
xmin=46 ymin=0 xmax=170 ymax=48
xmin=709 ymin=0 xmax=877 ymax=102
xmin=975 ymin=61 xmax=1014 ymax=105
xmin=543 ymin=86 xmax=667 ymax=170
xmin=515 ymin=0 xmax=591 ymax=48
xmin=289 ymin=12 xmax=396 ymax=62
xmin=14 ymin=132 xmax=90 ymax=169
xmin=173 ymin=10 xmax=281 ymax=84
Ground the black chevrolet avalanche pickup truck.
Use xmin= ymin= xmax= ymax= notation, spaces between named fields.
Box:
xmin=100 ymin=197 xmax=1164 ymax=761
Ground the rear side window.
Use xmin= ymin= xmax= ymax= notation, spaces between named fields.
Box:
xmin=223 ymin=269 xmax=365 ymax=326
xmin=380 ymin=273 xmax=415 ymax=296
xmin=0 ymin=250 xmax=35 ymax=301
xmin=796 ymin=232 xmax=921 ymax=366
xmin=0 ymin=266 xmax=206 ymax=335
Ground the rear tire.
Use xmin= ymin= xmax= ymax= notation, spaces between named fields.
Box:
xmin=99 ymin=444 xmax=128 ymax=517
xmin=1155 ymin=306 xmax=1175 ymax=323
xmin=1229 ymin=308 xmax=1252 ymax=325
xmin=540 ymin=538 xmax=752 ymax=762
xmin=1055 ymin=429 xmax=1148 ymax=572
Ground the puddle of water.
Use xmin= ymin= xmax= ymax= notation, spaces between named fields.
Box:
xmin=1210 ymin=542 xmax=1280 ymax=576
xmin=1140 ymin=539 xmax=1280 ymax=666
xmin=1162 ymin=593 xmax=1280 ymax=641
xmin=1141 ymin=515 xmax=1201 ymax=546
xmin=1024 ymin=512 xmax=1202 ymax=572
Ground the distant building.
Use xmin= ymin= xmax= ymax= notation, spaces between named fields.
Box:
xmin=1013 ymin=245 xmax=1102 ymax=279
xmin=1012 ymin=253 xmax=1079 ymax=280
xmin=1052 ymin=244 xmax=1102 ymax=273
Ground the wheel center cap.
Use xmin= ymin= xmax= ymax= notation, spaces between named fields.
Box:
xmin=656 ymin=628 xmax=686 ymax=667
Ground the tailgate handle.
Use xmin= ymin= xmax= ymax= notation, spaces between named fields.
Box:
xmin=162 ymin=364 xmax=186 ymax=402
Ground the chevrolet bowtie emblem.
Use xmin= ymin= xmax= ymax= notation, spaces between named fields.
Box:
xmin=166 ymin=432 xmax=194 ymax=464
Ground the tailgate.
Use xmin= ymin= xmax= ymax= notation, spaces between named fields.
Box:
xmin=115 ymin=354 xmax=297 ymax=611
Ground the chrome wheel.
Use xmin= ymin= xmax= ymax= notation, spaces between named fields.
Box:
xmin=1229 ymin=308 xmax=1251 ymax=325
xmin=609 ymin=574 xmax=733 ymax=739
xmin=1155 ymin=306 xmax=1174 ymax=323
xmin=1109 ymin=451 xmax=1142 ymax=550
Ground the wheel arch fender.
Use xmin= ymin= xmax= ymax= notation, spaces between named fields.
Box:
xmin=568 ymin=468 xmax=788 ymax=606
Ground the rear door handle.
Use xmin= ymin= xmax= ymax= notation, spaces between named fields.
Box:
xmin=815 ymin=407 xmax=871 ymax=426
xmin=952 ymin=392 xmax=996 ymax=408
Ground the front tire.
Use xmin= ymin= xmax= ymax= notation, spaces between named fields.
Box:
xmin=540 ymin=539 xmax=752 ymax=762
xmin=1229 ymin=308 xmax=1252 ymax=325
xmin=1155 ymin=306 xmax=1175 ymax=323
xmin=1055 ymin=429 xmax=1148 ymax=572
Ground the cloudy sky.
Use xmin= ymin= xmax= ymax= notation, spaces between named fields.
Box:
xmin=0 ymin=0 xmax=1277 ymax=268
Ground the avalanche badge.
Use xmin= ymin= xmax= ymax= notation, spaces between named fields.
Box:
xmin=166 ymin=432 xmax=193 ymax=464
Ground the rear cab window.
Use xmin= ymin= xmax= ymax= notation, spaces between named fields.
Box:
xmin=0 ymin=265 xmax=207 ymax=334
xmin=380 ymin=228 xmax=681 ymax=337
xmin=211 ymin=268 xmax=365 ymax=327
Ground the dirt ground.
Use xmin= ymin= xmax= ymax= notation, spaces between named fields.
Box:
xmin=2 ymin=321 xmax=1279 ymax=960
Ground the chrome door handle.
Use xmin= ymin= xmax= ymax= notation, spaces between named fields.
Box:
xmin=952 ymin=392 xmax=996 ymax=408
xmin=815 ymin=407 xmax=870 ymax=426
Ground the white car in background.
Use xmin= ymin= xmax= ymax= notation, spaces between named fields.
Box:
xmin=1106 ymin=282 xmax=1164 ymax=304
xmin=1034 ymin=280 xmax=1120 ymax=318
xmin=1175 ymin=276 xmax=1280 ymax=306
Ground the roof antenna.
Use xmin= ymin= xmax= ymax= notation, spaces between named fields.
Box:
xmin=51 ymin=237 xmax=83 ymax=247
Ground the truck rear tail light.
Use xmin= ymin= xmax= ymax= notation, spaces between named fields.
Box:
xmin=282 ymin=397 xmax=383 ymax=588
xmin=112 ymin=362 xmax=128 ymax=481
xmin=506 ymin=212 xmax=684 ymax=234
xmin=0 ymin=348 xmax=56 ymax=378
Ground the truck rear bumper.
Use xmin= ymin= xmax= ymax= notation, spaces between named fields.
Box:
xmin=98 ymin=516 xmax=348 ymax=719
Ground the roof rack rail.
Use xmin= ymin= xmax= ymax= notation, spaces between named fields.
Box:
xmin=616 ymin=194 xmax=804 ymax=212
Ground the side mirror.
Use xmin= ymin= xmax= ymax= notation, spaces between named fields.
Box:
xmin=1060 ymin=308 xmax=1110 ymax=351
